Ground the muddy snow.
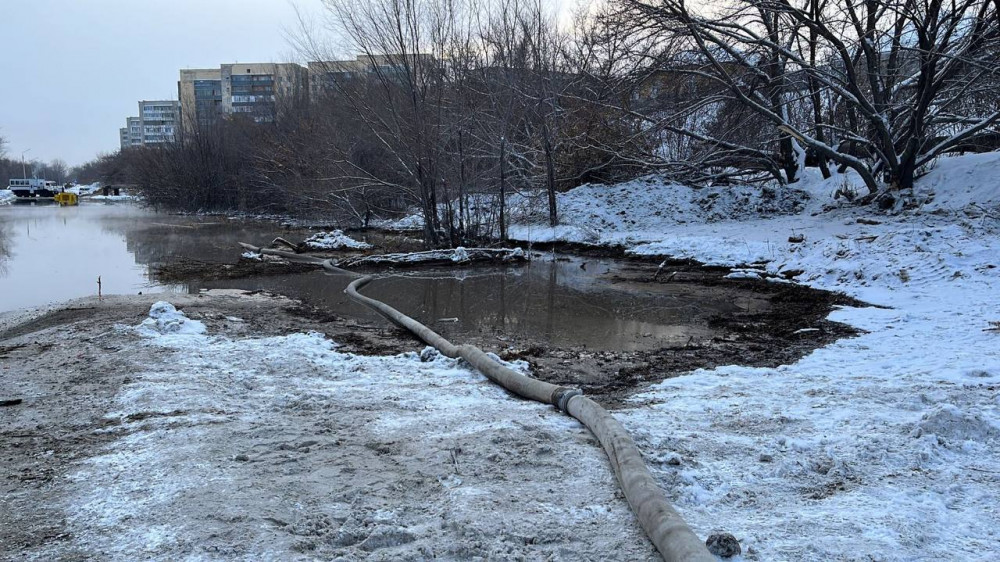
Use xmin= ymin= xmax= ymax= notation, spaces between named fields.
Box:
xmin=1 ymin=292 xmax=659 ymax=561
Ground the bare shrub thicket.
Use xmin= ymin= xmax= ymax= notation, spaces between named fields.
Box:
xmin=91 ymin=0 xmax=999 ymax=243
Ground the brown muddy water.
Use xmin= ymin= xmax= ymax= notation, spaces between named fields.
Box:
xmin=0 ymin=202 xmax=764 ymax=351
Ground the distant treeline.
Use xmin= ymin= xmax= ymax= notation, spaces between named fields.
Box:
xmin=83 ymin=0 xmax=1000 ymax=245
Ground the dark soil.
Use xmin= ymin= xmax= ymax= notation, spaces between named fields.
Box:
xmin=494 ymin=261 xmax=865 ymax=408
xmin=152 ymin=258 xmax=319 ymax=283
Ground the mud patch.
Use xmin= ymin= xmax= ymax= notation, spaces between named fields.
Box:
xmin=493 ymin=260 xmax=864 ymax=408
xmin=152 ymin=257 xmax=318 ymax=283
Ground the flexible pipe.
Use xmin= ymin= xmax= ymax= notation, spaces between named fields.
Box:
xmin=239 ymin=243 xmax=713 ymax=561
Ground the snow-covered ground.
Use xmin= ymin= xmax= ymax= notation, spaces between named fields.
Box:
xmin=66 ymin=182 xmax=102 ymax=196
xmin=90 ymin=193 xmax=140 ymax=202
xmin=510 ymin=153 xmax=1000 ymax=559
xmin=303 ymin=229 xmax=372 ymax=250
xmin=0 ymin=188 xmax=15 ymax=205
xmin=24 ymin=299 xmax=657 ymax=561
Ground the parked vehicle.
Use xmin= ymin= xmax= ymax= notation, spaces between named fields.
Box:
xmin=7 ymin=178 xmax=59 ymax=198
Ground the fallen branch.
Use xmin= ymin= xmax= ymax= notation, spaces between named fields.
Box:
xmin=270 ymin=237 xmax=300 ymax=252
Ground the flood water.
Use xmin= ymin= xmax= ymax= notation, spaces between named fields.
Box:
xmin=0 ymin=202 xmax=756 ymax=350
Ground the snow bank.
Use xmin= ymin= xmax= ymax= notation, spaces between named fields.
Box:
xmin=66 ymin=182 xmax=101 ymax=196
xmin=303 ymin=229 xmax=372 ymax=250
xmin=509 ymin=176 xmax=810 ymax=245
xmin=372 ymin=213 xmax=424 ymax=231
xmin=510 ymin=153 xmax=1000 ymax=560
xmin=91 ymin=192 xmax=140 ymax=202
xmin=134 ymin=301 xmax=206 ymax=337
xmin=0 ymin=189 xmax=15 ymax=205
xmin=915 ymin=151 xmax=1000 ymax=215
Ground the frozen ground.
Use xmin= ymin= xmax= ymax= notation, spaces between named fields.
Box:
xmin=1 ymin=293 xmax=659 ymax=561
xmin=511 ymin=153 xmax=1000 ymax=560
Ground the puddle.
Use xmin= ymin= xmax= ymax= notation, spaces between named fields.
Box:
xmin=0 ymin=203 xmax=762 ymax=351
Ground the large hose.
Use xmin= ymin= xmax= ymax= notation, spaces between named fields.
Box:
xmin=240 ymin=243 xmax=713 ymax=561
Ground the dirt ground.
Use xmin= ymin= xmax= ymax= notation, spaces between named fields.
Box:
xmin=0 ymin=259 xmax=856 ymax=560
xmin=1 ymin=291 xmax=671 ymax=561
xmin=0 ymin=292 xmax=418 ymax=559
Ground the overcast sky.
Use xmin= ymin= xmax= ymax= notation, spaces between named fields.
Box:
xmin=0 ymin=0 xmax=325 ymax=167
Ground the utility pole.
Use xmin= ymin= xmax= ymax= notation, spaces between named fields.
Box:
xmin=21 ymin=149 xmax=30 ymax=178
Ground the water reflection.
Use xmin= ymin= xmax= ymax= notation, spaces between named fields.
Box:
xmin=0 ymin=220 xmax=11 ymax=278
xmin=0 ymin=204 xmax=184 ymax=312
xmin=0 ymin=203 xmax=763 ymax=351
xmin=183 ymin=260 xmax=754 ymax=351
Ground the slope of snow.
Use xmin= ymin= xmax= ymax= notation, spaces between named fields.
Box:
xmin=66 ymin=182 xmax=102 ymax=196
xmin=509 ymin=175 xmax=812 ymax=245
xmin=513 ymin=153 xmax=1000 ymax=560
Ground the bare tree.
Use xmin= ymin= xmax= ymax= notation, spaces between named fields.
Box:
xmin=619 ymin=0 xmax=1000 ymax=193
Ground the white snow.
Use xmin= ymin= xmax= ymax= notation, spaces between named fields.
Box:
xmin=134 ymin=301 xmax=207 ymax=337
xmin=90 ymin=193 xmax=140 ymax=202
xmin=510 ymin=153 xmax=1000 ymax=560
xmin=303 ymin=229 xmax=372 ymax=250
xmin=372 ymin=213 xmax=424 ymax=231
xmin=0 ymin=188 xmax=15 ymax=205
xmin=66 ymin=182 xmax=102 ymax=196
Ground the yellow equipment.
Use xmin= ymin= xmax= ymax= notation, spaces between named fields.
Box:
xmin=54 ymin=192 xmax=78 ymax=206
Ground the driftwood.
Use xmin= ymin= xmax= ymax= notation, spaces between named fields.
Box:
xmin=336 ymin=247 xmax=526 ymax=268
xmin=270 ymin=237 xmax=300 ymax=252
xmin=236 ymin=241 xmax=713 ymax=561
xmin=240 ymin=243 xmax=527 ymax=270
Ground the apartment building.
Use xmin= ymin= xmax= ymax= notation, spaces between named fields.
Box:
xmin=139 ymin=100 xmax=179 ymax=144
xmin=178 ymin=68 xmax=223 ymax=132
xmin=220 ymin=62 xmax=307 ymax=122
xmin=119 ymin=116 xmax=143 ymax=149
xmin=118 ymin=102 xmax=177 ymax=149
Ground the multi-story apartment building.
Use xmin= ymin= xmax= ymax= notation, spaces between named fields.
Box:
xmin=139 ymin=100 xmax=179 ymax=144
xmin=178 ymin=68 xmax=224 ymax=133
xmin=118 ymin=103 xmax=177 ymax=149
xmin=120 ymin=116 xmax=143 ymax=149
xmin=220 ymin=62 xmax=307 ymax=122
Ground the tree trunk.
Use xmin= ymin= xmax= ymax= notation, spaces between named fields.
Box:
xmin=499 ymin=138 xmax=508 ymax=241
xmin=542 ymin=123 xmax=558 ymax=227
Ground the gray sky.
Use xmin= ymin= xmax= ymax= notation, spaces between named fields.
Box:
xmin=0 ymin=0 xmax=324 ymax=167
